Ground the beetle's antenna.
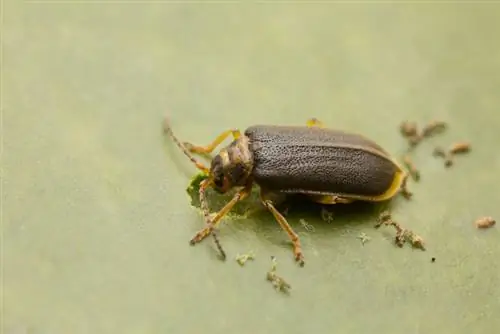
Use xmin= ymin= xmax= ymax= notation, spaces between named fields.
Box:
xmin=163 ymin=115 xmax=209 ymax=174
xmin=199 ymin=178 xmax=226 ymax=260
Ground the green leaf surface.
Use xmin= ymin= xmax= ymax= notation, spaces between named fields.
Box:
xmin=4 ymin=3 xmax=499 ymax=334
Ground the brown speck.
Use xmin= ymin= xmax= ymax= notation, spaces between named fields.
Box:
xmin=375 ymin=211 xmax=426 ymax=250
xmin=408 ymin=134 xmax=423 ymax=147
xmin=433 ymin=147 xmax=447 ymax=158
xmin=422 ymin=120 xmax=447 ymax=138
xmin=405 ymin=231 xmax=426 ymax=250
xmin=433 ymin=146 xmax=454 ymax=168
xmin=475 ymin=216 xmax=496 ymax=229
xmin=450 ymin=142 xmax=471 ymax=155
xmin=266 ymin=256 xmax=291 ymax=294
xmin=400 ymin=121 xmax=418 ymax=138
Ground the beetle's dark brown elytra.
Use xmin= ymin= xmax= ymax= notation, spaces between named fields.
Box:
xmin=246 ymin=125 xmax=402 ymax=199
xmin=163 ymin=115 xmax=410 ymax=266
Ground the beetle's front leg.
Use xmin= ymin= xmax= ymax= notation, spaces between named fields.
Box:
xmin=190 ymin=182 xmax=252 ymax=245
xmin=306 ymin=118 xmax=324 ymax=128
xmin=184 ymin=129 xmax=242 ymax=155
xmin=260 ymin=191 xmax=305 ymax=267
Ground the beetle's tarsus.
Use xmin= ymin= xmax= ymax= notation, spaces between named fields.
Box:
xmin=211 ymin=231 xmax=226 ymax=260
xmin=190 ymin=226 xmax=213 ymax=244
xmin=294 ymin=245 xmax=305 ymax=266
xmin=217 ymin=248 xmax=227 ymax=261
xmin=306 ymin=118 xmax=324 ymax=128
xmin=295 ymin=252 xmax=305 ymax=267
xmin=189 ymin=234 xmax=202 ymax=244
xmin=190 ymin=230 xmax=227 ymax=260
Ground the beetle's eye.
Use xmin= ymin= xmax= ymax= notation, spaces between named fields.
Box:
xmin=213 ymin=171 xmax=225 ymax=189
xmin=210 ymin=156 xmax=224 ymax=188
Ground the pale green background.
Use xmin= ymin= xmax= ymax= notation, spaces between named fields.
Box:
xmin=3 ymin=2 xmax=500 ymax=334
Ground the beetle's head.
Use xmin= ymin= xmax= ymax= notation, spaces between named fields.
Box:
xmin=209 ymin=154 xmax=232 ymax=193
xmin=209 ymin=138 xmax=253 ymax=193
xmin=163 ymin=115 xmax=253 ymax=194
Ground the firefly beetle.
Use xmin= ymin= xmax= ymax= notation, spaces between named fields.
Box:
xmin=163 ymin=116 xmax=410 ymax=266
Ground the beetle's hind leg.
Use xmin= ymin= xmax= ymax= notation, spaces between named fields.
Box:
xmin=184 ymin=129 xmax=242 ymax=155
xmin=306 ymin=118 xmax=324 ymax=128
xmin=399 ymin=173 xmax=413 ymax=200
xmin=260 ymin=191 xmax=305 ymax=267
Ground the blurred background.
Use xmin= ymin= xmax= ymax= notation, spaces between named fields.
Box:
xmin=3 ymin=2 xmax=500 ymax=334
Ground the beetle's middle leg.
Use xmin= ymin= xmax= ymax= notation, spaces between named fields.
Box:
xmin=184 ymin=129 xmax=241 ymax=155
xmin=306 ymin=118 xmax=324 ymax=128
xmin=309 ymin=194 xmax=354 ymax=204
xmin=260 ymin=191 xmax=305 ymax=267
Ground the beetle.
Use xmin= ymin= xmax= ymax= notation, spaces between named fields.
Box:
xmin=163 ymin=115 xmax=411 ymax=266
